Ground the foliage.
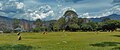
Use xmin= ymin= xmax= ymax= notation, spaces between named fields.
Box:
xmin=101 ymin=20 xmax=120 ymax=31
xmin=34 ymin=19 xmax=42 ymax=27
xmin=53 ymin=22 xmax=60 ymax=31
xmin=57 ymin=17 xmax=66 ymax=30
xmin=13 ymin=18 xmax=20 ymax=29
xmin=80 ymin=23 xmax=93 ymax=31
xmin=32 ymin=19 xmax=44 ymax=32
xmin=66 ymin=23 xmax=79 ymax=31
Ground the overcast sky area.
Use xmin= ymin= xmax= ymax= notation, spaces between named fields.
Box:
xmin=0 ymin=0 xmax=120 ymax=21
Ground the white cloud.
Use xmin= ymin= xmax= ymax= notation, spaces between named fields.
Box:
xmin=0 ymin=3 xmax=2 ymax=10
xmin=9 ymin=0 xmax=16 ymax=1
xmin=0 ymin=0 xmax=25 ymax=13
xmin=14 ymin=5 xmax=55 ymax=21
xmin=16 ymin=2 xmax=24 ymax=9
xmin=0 ymin=3 xmax=2 ymax=7
xmin=79 ymin=5 xmax=120 ymax=18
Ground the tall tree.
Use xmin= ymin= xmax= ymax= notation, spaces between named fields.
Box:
xmin=35 ymin=19 xmax=42 ymax=27
xmin=33 ymin=19 xmax=43 ymax=32
xmin=63 ymin=10 xmax=79 ymax=31
xmin=13 ymin=19 xmax=20 ymax=29
xmin=80 ymin=23 xmax=92 ymax=31
xmin=57 ymin=17 xmax=66 ymax=30
xmin=102 ymin=20 xmax=119 ymax=31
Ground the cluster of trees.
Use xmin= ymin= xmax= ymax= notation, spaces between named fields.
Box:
xmin=49 ymin=18 xmax=120 ymax=32
xmin=80 ymin=20 xmax=120 ymax=32
xmin=33 ymin=10 xmax=120 ymax=32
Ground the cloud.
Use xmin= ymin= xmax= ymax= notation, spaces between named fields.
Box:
xmin=112 ymin=0 xmax=120 ymax=3
xmin=16 ymin=2 xmax=24 ymax=9
xmin=64 ymin=0 xmax=83 ymax=3
xmin=0 ymin=0 xmax=24 ymax=13
xmin=0 ymin=0 xmax=55 ymax=21
xmin=13 ymin=5 xmax=55 ymax=21
xmin=0 ymin=3 xmax=2 ymax=10
xmin=79 ymin=5 xmax=120 ymax=18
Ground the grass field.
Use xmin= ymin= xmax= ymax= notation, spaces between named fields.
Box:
xmin=0 ymin=32 xmax=120 ymax=50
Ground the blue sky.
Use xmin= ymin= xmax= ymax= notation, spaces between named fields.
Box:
xmin=0 ymin=0 xmax=120 ymax=20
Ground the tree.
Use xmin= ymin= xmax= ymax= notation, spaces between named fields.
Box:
xmin=101 ymin=20 xmax=119 ymax=31
xmin=13 ymin=19 xmax=20 ymax=29
xmin=53 ymin=22 xmax=60 ymax=31
xmin=49 ymin=20 xmax=57 ymax=31
xmin=64 ymin=10 xmax=78 ymax=24
xmin=57 ymin=17 xmax=66 ymax=30
xmin=117 ymin=20 xmax=120 ymax=28
xmin=87 ymin=22 xmax=98 ymax=31
xmin=33 ymin=19 xmax=43 ymax=32
xmin=66 ymin=23 xmax=80 ymax=31
xmin=80 ymin=23 xmax=92 ymax=31
xmin=63 ymin=10 xmax=79 ymax=31
xmin=35 ymin=19 xmax=42 ymax=27
xmin=96 ymin=22 xmax=104 ymax=31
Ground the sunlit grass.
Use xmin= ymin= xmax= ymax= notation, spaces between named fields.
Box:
xmin=0 ymin=32 xmax=120 ymax=50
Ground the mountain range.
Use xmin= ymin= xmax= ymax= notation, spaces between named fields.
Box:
xmin=90 ymin=14 xmax=120 ymax=22
xmin=0 ymin=14 xmax=120 ymax=22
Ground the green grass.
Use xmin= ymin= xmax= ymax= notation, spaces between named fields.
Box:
xmin=0 ymin=32 xmax=120 ymax=50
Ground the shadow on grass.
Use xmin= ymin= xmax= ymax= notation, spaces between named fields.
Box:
xmin=90 ymin=42 xmax=120 ymax=47
xmin=112 ymin=35 xmax=120 ymax=37
xmin=0 ymin=44 xmax=33 ymax=50
xmin=111 ymin=47 xmax=120 ymax=50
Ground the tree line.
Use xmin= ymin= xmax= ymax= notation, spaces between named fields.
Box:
xmin=32 ymin=10 xmax=120 ymax=32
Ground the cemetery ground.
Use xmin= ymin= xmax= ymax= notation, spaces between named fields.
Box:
xmin=0 ymin=32 xmax=120 ymax=50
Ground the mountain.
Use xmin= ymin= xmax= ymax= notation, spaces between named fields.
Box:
xmin=0 ymin=16 xmax=34 ymax=31
xmin=0 ymin=16 xmax=33 ymax=22
xmin=0 ymin=13 xmax=120 ymax=23
xmin=90 ymin=14 xmax=120 ymax=22
xmin=102 ymin=14 xmax=120 ymax=20
xmin=90 ymin=18 xmax=102 ymax=22
xmin=0 ymin=16 xmax=13 ymax=30
xmin=0 ymin=16 xmax=13 ymax=25
xmin=0 ymin=16 xmax=13 ymax=21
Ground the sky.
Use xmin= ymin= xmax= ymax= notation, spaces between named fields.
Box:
xmin=0 ymin=0 xmax=120 ymax=21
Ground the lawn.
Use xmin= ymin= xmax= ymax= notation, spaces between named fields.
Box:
xmin=0 ymin=32 xmax=120 ymax=50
